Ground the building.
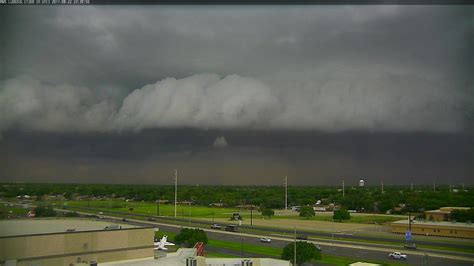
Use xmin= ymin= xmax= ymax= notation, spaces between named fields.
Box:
xmin=102 ymin=247 xmax=291 ymax=266
xmin=425 ymin=207 xmax=471 ymax=222
xmin=359 ymin=179 xmax=365 ymax=187
xmin=0 ymin=218 xmax=155 ymax=266
xmin=391 ymin=219 xmax=474 ymax=239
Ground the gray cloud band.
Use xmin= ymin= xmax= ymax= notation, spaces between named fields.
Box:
xmin=0 ymin=72 xmax=464 ymax=134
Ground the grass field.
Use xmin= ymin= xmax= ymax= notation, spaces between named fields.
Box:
xmin=55 ymin=200 xmax=404 ymax=225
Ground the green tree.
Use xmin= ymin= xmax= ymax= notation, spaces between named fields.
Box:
xmin=333 ymin=209 xmax=351 ymax=222
xmin=281 ymin=241 xmax=321 ymax=264
xmin=299 ymin=206 xmax=315 ymax=219
xmin=174 ymin=228 xmax=208 ymax=247
xmin=261 ymin=208 xmax=274 ymax=219
xmin=34 ymin=206 xmax=56 ymax=217
xmin=451 ymin=208 xmax=474 ymax=222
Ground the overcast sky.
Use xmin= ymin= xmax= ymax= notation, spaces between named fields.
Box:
xmin=0 ymin=6 xmax=472 ymax=185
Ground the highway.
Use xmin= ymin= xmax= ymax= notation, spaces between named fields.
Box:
xmin=96 ymin=213 xmax=473 ymax=266
xmin=6 ymin=201 xmax=473 ymax=266
xmin=65 ymin=205 xmax=474 ymax=251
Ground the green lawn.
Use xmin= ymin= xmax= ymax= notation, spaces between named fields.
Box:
xmin=0 ymin=203 xmax=29 ymax=218
xmin=55 ymin=200 xmax=402 ymax=224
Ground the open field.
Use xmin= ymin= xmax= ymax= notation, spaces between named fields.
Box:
xmin=195 ymin=217 xmax=385 ymax=234
xmin=55 ymin=200 xmax=405 ymax=225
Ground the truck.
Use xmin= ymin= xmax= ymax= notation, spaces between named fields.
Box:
xmin=225 ymin=225 xmax=238 ymax=232
xmin=389 ymin=252 xmax=407 ymax=260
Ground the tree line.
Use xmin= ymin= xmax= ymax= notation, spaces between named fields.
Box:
xmin=1 ymin=183 xmax=473 ymax=214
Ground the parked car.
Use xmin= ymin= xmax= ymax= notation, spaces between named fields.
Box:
xmin=260 ymin=237 xmax=272 ymax=243
xmin=389 ymin=252 xmax=407 ymax=260
xmin=147 ymin=217 xmax=156 ymax=222
xmin=122 ymin=218 xmax=128 ymax=222
xmin=225 ymin=225 xmax=238 ymax=232
xmin=211 ymin=224 xmax=222 ymax=230
xmin=296 ymin=235 xmax=308 ymax=240
xmin=404 ymin=243 xmax=417 ymax=249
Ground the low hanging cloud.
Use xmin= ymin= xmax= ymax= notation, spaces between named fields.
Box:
xmin=213 ymin=136 xmax=228 ymax=148
xmin=0 ymin=71 xmax=466 ymax=137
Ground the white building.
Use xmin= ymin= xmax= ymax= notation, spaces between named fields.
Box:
xmin=359 ymin=179 xmax=365 ymax=187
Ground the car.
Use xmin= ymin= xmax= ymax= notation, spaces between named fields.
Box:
xmin=260 ymin=237 xmax=272 ymax=243
xmin=211 ymin=224 xmax=222 ymax=230
xmin=404 ymin=243 xmax=417 ymax=249
xmin=122 ymin=218 xmax=128 ymax=222
xmin=148 ymin=217 xmax=157 ymax=222
xmin=225 ymin=225 xmax=238 ymax=232
xmin=296 ymin=235 xmax=308 ymax=240
xmin=389 ymin=252 xmax=407 ymax=260
xmin=315 ymin=245 xmax=322 ymax=251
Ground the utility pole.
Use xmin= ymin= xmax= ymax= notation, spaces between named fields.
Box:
xmin=156 ymin=199 xmax=160 ymax=216
xmin=188 ymin=201 xmax=191 ymax=227
xmin=381 ymin=181 xmax=384 ymax=195
xmin=294 ymin=226 xmax=297 ymax=266
xmin=174 ymin=169 xmax=178 ymax=218
xmin=433 ymin=181 xmax=436 ymax=193
xmin=250 ymin=205 xmax=253 ymax=226
xmin=342 ymin=179 xmax=345 ymax=198
xmin=285 ymin=176 xmax=288 ymax=210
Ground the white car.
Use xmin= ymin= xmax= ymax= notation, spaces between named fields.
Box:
xmin=260 ymin=237 xmax=272 ymax=243
xmin=389 ymin=252 xmax=407 ymax=260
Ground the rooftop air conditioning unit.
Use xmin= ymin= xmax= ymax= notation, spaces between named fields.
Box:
xmin=241 ymin=259 xmax=253 ymax=266
xmin=186 ymin=257 xmax=197 ymax=266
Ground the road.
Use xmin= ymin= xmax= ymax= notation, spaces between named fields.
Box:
xmin=5 ymin=201 xmax=473 ymax=266
xmin=66 ymin=205 xmax=474 ymax=251
xmin=97 ymin=214 xmax=473 ymax=266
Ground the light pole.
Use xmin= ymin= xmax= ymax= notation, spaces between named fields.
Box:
xmin=250 ymin=205 xmax=253 ymax=226
xmin=174 ymin=169 xmax=178 ymax=218
xmin=294 ymin=226 xmax=297 ymax=266
xmin=285 ymin=176 xmax=288 ymax=210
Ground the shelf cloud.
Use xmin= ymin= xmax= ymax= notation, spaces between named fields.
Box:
xmin=0 ymin=71 xmax=466 ymax=136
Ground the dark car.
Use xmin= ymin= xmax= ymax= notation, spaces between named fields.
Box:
xmin=404 ymin=243 xmax=417 ymax=249
xmin=225 ymin=225 xmax=238 ymax=232
xmin=296 ymin=235 xmax=308 ymax=240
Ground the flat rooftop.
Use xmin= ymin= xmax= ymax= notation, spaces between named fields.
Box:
xmin=0 ymin=218 xmax=140 ymax=237
xmin=392 ymin=220 xmax=474 ymax=229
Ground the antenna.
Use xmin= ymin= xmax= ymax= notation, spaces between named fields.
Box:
xmin=174 ymin=169 xmax=178 ymax=218
xmin=284 ymin=176 xmax=288 ymax=210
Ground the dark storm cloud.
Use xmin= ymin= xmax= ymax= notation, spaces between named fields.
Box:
xmin=1 ymin=6 xmax=472 ymax=134
xmin=1 ymin=129 xmax=472 ymax=185
xmin=1 ymin=6 xmax=472 ymax=185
